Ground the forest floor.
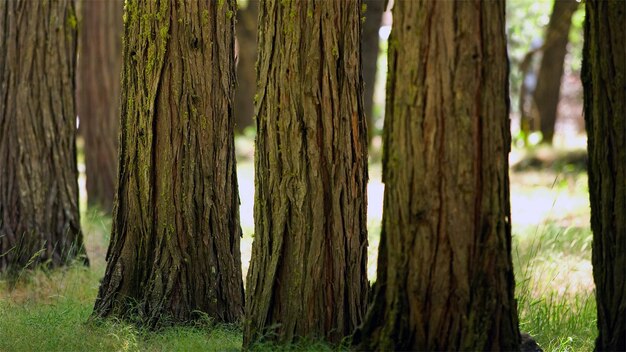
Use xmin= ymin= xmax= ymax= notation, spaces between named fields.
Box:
xmin=0 ymin=137 xmax=595 ymax=351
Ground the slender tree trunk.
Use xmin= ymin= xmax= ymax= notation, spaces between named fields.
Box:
xmin=93 ymin=0 xmax=243 ymax=327
xmin=234 ymin=0 xmax=258 ymax=133
xmin=362 ymin=0 xmax=385 ymax=140
xmin=244 ymin=0 xmax=369 ymax=346
xmin=77 ymin=0 xmax=123 ymax=213
xmin=354 ymin=1 xmax=520 ymax=350
xmin=533 ymin=0 xmax=579 ymax=144
xmin=583 ymin=1 xmax=626 ymax=350
xmin=0 ymin=0 xmax=88 ymax=273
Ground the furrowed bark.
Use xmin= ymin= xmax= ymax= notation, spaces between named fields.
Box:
xmin=583 ymin=1 xmax=626 ymax=350
xmin=92 ymin=0 xmax=243 ymax=327
xmin=354 ymin=1 xmax=520 ymax=350
xmin=244 ymin=0 xmax=369 ymax=346
xmin=0 ymin=0 xmax=88 ymax=273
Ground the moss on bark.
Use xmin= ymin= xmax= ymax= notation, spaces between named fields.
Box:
xmin=93 ymin=0 xmax=243 ymax=327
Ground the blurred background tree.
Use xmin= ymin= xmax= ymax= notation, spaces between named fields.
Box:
xmin=234 ymin=0 xmax=258 ymax=134
xmin=507 ymin=0 xmax=585 ymax=147
xmin=77 ymin=0 xmax=123 ymax=213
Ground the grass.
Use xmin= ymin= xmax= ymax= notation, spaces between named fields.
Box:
xmin=0 ymin=146 xmax=597 ymax=351
xmin=0 ymin=294 xmax=242 ymax=351
xmin=0 ymin=210 xmax=244 ymax=351
xmin=514 ymin=225 xmax=596 ymax=351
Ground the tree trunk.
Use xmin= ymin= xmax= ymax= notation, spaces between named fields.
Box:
xmin=0 ymin=0 xmax=88 ymax=273
xmin=244 ymin=0 xmax=369 ymax=346
xmin=92 ymin=0 xmax=243 ymax=327
xmin=354 ymin=1 xmax=520 ymax=350
xmin=234 ymin=0 xmax=258 ymax=133
xmin=77 ymin=0 xmax=123 ymax=213
xmin=583 ymin=1 xmax=626 ymax=350
xmin=533 ymin=0 xmax=579 ymax=144
xmin=362 ymin=0 xmax=385 ymax=140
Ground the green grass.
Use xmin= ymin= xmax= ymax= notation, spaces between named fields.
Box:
xmin=0 ymin=294 xmax=242 ymax=351
xmin=0 ymin=151 xmax=597 ymax=351
xmin=0 ymin=210 xmax=243 ymax=351
xmin=514 ymin=225 xmax=596 ymax=351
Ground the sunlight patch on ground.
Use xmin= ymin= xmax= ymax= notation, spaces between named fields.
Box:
xmin=521 ymin=254 xmax=594 ymax=298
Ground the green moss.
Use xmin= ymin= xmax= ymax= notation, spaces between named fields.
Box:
xmin=146 ymin=46 xmax=157 ymax=73
xmin=389 ymin=38 xmax=400 ymax=51
xmin=226 ymin=10 xmax=234 ymax=20
xmin=202 ymin=9 xmax=210 ymax=25
xmin=67 ymin=11 xmax=78 ymax=30
xmin=159 ymin=26 xmax=169 ymax=40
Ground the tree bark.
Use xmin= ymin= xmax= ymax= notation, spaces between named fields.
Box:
xmin=92 ymin=0 xmax=243 ymax=327
xmin=354 ymin=1 xmax=520 ymax=350
xmin=362 ymin=0 xmax=385 ymax=140
xmin=0 ymin=0 xmax=88 ymax=273
xmin=244 ymin=0 xmax=369 ymax=346
xmin=533 ymin=0 xmax=579 ymax=144
xmin=234 ymin=0 xmax=258 ymax=133
xmin=77 ymin=0 xmax=123 ymax=213
xmin=583 ymin=1 xmax=626 ymax=350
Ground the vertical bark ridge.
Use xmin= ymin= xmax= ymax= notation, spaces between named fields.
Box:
xmin=93 ymin=0 xmax=243 ymax=327
xmin=0 ymin=0 xmax=88 ymax=273
xmin=354 ymin=1 xmax=519 ymax=350
xmin=244 ymin=0 xmax=368 ymax=346
xmin=583 ymin=1 xmax=626 ymax=350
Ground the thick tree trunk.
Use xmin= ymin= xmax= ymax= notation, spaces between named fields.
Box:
xmin=583 ymin=1 xmax=626 ymax=350
xmin=234 ymin=1 xmax=258 ymax=133
xmin=244 ymin=0 xmax=369 ymax=346
xmin=77 ymin=0 xmax=123 ymax=213
xmin=92 ymin=0 xmax=243 ymax=327
xmin=0 ymin=0 xmax=88 ymax=273
xmin=354 ymin=1 xmax=520 ymax=350
xmin=362 ymin=0 xmax=385 ymax=140
xmin=533 ymin=0 xmax=579 ymax=144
